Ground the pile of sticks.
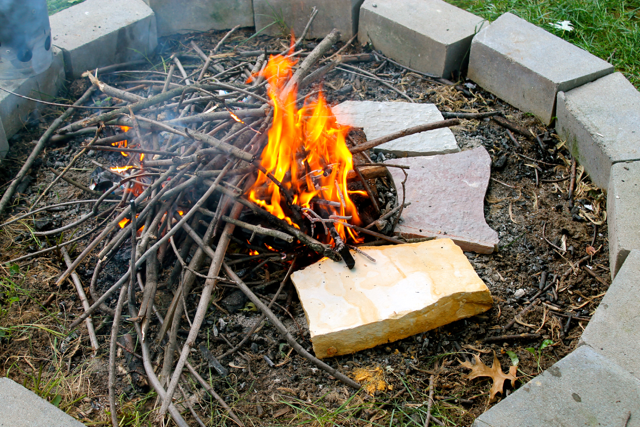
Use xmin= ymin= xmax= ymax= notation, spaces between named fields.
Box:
xmin=0 ymin=24 xmax=459 ymax=426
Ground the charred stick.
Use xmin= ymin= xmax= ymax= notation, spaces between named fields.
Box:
xmin=224 ymin=264 xmax=361 ymax=390
xmin=506 ymin=129 xmax=521 ymax=148
xmin=492 ymin=116 xmax=530 ymax=138
xmin=211 ymin=183 xmax=338 ymax=260
xmin=317 ymin=206 xmax=354 ymax=268
xmin=0 ymin=85 xmax=96 ymax=216
xmin=48 ymin=168 xmax=104 ymax=197
xmin=483 ymin=333 xmax=542 ymax=343
xmin=220 ymin=215 xmax=294 ymax=242
xmin=159 ymin=202 xmax=244 ymax=416
xmin=353 ymin=164 xmax=380 ymax=214
xmin=364 ymin=203 xmax=411 ymax=230
xmin=61 ymin=248 xmax=99 ymax=352
xmin=350 ymin=119 xmax=460 ymax=154
xmin=441 ymin=111 xmax=503 ymax=120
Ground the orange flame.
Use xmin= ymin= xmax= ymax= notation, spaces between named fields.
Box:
xmin=110 ymin=165 xmax=135 ymax=173
xmin=229 ymin=110 xmax=245 ymax=124
xmin=118 ymin=218 xmax=130 ymax=228
xmin=111 ymin=126 xmax=132 ymax=157
xmin=247 ymin=49 xmax=361 ymax=243
xmin=249 ymin=249 xmax=259 ymax=256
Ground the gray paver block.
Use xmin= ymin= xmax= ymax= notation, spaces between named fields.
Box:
xmin=385 ymin=147 xmax=499 ymax=254
xmin=0 ymin=48 xmax=66 ymax=138
xmin=358 ymin=0 xmax=485 ymax=79
xmin=581 ymin=250 xmax=640 ymax=378
xmin=607 ymin=164 xmax=640 ymax=276
xmin=143 ymin=0 xmax=254 ymax=36
xmin=468 ymin=12 xmax=613 ymax=125
xmin=473 ymin=345 xmax=640 ymax=427
xmin=556 ymin=72 xmax=640 ymax=189
xmin=253 ymin=0 xmax=363 ymax=41
xmin=331 ymin=100 xmax=459 ymax=156
xmin=0 ymin=120 xmax=7 ymax=160
xmin=0 ymin=377 xmax=86 ymax=427
xmin=50 ymin=0 xmax=157 ymax=79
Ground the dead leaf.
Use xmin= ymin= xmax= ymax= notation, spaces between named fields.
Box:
xmin=586 ymin=245 xmax=597 ymax=256
xmin=459 ymin=352 xmax=517 ymax=401
xmin=273 ymin=407 xmax=290 ymax=418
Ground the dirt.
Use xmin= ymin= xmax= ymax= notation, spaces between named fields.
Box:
xmin=0 ymin=29 xmax=610 ymax=427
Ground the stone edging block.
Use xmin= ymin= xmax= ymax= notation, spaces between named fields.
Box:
xmin=468 ymin=12 xmax=613 ymax=125
xmin=473 ymin=345 xmax=640 ymax=427
xmin=581 ymin=250 xmax=640 ymax=379
xmin=0 ymin=377 xmax=87 ymax=426
xmin=556 ymin=72 xmax=640 ymax=189
xmin=253 ymin=0 xmax=363 ymax=41
xmin=607 ymin=163 xmax=640 ymax=277
xmin=50 ymin=0 xmax=158 ymax=79
xmin=358 ymin=0 xmax=485 ymax=79
xmin=0 ymin=47 xmax=66 ymax=138
xmin=142 ymin=0 xmax=254 ymax=37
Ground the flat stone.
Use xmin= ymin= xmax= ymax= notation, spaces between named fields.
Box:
xmin=143 ymin=0 xmax=254 ymax=37
xmin=468 ymin=12 xmax=613 ymax=125
xmin=581 ymin=250 xmax=640 ymax=379
xmin=0 ymin=377 xmax=86 ymax=427
xmin=359 ymin=0 xmax=486 ymax=79
xmin=384 ymin=147 xmax=499 ymax=253
xmin=331 ymin=100 xmax=459 ymax=156
xmin=50 ymin=0 xmax=157 ymax=79
xmin=607 ymin=163 xmax=640 ymax=276
xmin=0 ymin=48 xmax=66 ymax=138
xmin=556 ymin=72 xmax=640 ymax=189
xmin=0 ymin=120 xmax=7 ymax=159
xmin=291 ymin=238 xmax=492 ymax=359
xmin=253 ymin=0 xmax=363 ymax=41
xmin=473 ymin=345 xmax=640 ymax=427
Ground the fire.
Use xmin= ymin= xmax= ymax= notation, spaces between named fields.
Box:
xmin=112 ymin=126 xmax=131 ymax=157
xmin=249 ymin=250 xmax=259 ymax=256
xmin=247 ymin=48 xmax=361 ymax=243
xmin=119 ymin=218 xmax=130 ymax=228
xmin=110 ymin=165 xmax=135 ymax=173
xmin=228 ymin=110 xmax=245 ymax=124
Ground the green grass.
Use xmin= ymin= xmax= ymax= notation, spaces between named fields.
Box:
xmin=47 ymin=0 xmax=86 ymax=15
xmin=446 ymin=0 xmax=640 ymax=88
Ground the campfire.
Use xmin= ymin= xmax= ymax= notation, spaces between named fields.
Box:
xmin=0 ymin=28 xmax=466 ymax=426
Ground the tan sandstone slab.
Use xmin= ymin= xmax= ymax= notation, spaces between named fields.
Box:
xmin=291 ymin=239 xmax=492 ymax=359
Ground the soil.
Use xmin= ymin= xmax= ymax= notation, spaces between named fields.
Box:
xmin=0 ymin=29 xmax=610 ymax=427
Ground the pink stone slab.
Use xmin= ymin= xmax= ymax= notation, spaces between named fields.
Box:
xmin=385 ymin=147 xmax=499 ymax=253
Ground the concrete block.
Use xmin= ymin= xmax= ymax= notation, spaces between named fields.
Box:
xmin=50 ymin=0 xmax=157 ymax=79
xmin=0 ymin=47 xmax=66 ymax=137
xmin=607 ymin=164 xmax=640 ymax=276
xmin=556 ymin=72 xmax=640 ymax=189
xmin=385 ymin=147 xmax=499 ymax=253
xmin=581 ymin=250 xmax=640 ymax=379
xmin=291 ymin=239 xmax=492 ymax=358
xmin=0 ymin=377 xmax=86 ymax=427
xmin=331 ymin=100 xmax=459 ymax=156
xmin=253 ymin=0 xmax=363 ymax=41
xmin=473 ymin=346 xmax=640 ymax=427
xmin=468 ymin=12 xmax=613 ymax=125
xmin=143 ymin=0 xmax=254 ymax=37
xmin=0 ymin=120 xmax=7 ymax=160
xmin=358 ymin=0 xmax=486 ymax=79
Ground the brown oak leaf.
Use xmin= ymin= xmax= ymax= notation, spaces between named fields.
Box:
xmin=459 ymin=352 xmax=517 ymax=401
